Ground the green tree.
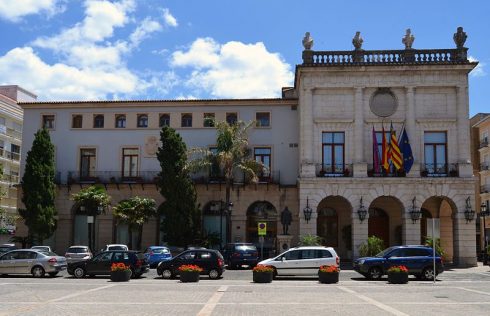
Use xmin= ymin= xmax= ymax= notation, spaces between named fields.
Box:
xmin=187 ymin=120 xmax=264 ymax=245
xmin=71 ymin=185 xmax=111 ymax=212
xmin=358 ymin=236 xmax=385 ymax=257
xmin=18 ymin=128 xmax=56 ymax=243
xmin=156 ymin=126 xmax=201 ymax=247
xmin=299 ymin=234 xmax=323 ymax=246
xmin=112 ymin=196 xmax=157 ymax=250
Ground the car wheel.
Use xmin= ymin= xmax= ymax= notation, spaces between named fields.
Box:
xmin=48 ymin=272 xmax=58 ymax=277
xmin=208 ymin=269 xmax=220 ymax=279
xmin=161 ymin=269 xmax=173 ymax=279
xmin=422 ymin=267 xmax=435 ymax=280
xmin=73 ymin=267 xmax=86 ymax=278
xmin=368 ymin=267 xmax=382 ymax=280
xmin=31 ymin=266 xmax=45 ymax=278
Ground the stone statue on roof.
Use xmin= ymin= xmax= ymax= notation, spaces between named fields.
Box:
xmin=453 ymin=26 xmax=467 ymax=49
xmin=352 ymin=31 xmax=363 ymax=50
xmin=402 ymin=29 xmax=415 ymax=50
xmin=302 ymin=32 xmax=314 ymax=50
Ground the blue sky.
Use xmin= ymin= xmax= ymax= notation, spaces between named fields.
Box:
xmin=0 ymin=0 xmax=488 ymax=115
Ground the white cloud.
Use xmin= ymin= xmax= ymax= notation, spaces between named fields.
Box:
xmin=171 ymin=38 xmax=293 ymax=98
xmin=469 ymin=56 xmax=486 ymax=78
xmin=162 ymin=8 xmax=177 ymax=27
xmin=0 ymin=47 xmax=139 ymax=100
xmin=0 ymin=0 xmax=64 ymax=22
xmin=129 ymin=18 xmax=162 ymax=48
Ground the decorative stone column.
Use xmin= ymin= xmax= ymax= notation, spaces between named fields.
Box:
xmin=276 ymin=235 xmax=294 ymax=252
xmin=453 ymin=200 xmax=477 ymax=267
xmin=405 ymin=86 xmax=420 ymax=177
xmin=353 ymin=87 xmax=367 ymax=177
xmin=300 ymin=88 xmax=316 ymax=177
xmin=402 ymin=212 xmax=421 ymax=245
xmin=456 ymin=85 xmax=473 ymax=177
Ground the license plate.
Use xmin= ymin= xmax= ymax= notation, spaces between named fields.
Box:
xmin=243 ymin=254 xmax=251 ymax=257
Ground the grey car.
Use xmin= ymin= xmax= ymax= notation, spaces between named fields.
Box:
xmin=65 ymin=246 xmax=92 ymax=264
xmin=0 ymin=249 xmax=67 ymax=277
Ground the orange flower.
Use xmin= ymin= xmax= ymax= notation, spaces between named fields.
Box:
xmin=252 ymin=265 xmax=274 ymax=273
xmin=111 ymin=262 xmax=130 ymax=272
xmin=387 ymin=265 xmax=408 ymax=273
xmin=319 ymin=265 xmax=339 ymax=273
xmin=178 ymin=264 xmax=203 ymax=272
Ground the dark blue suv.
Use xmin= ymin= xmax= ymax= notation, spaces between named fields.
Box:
xmin=353 ymin=245 xmax=444 ymax=280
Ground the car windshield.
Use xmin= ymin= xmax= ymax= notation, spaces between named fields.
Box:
xmin=39 ymin=251 xmax=58 ymax=257
xmin=68 ymin=247 xmax=89 ymax=253
xmin=0 ymin=247 xmax=12 ymax=252
xmin=108 ymin=246 xmax=126 ymax=251
xmin=375 ymin=247 xmax=395 ymax=258
xmin=152 ymin=248 xmax=170 ymax=254
xmin=236 ymin=245 xmax=257 ymax=251
xmin=32 ymin=247 xmax=50 ymax=251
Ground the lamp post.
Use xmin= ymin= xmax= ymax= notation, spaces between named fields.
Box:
xmin=357 ymin=197 xmax=367 ymax=222
xmin=219 ymin=200 xmax=233 ymax=250
xmin=303 ymin=197 xmax=313 ymax=223
xmin=481 ymin=202 xmax=488 ymax=265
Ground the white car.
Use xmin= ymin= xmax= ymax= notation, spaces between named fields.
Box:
xmin=103 ymin=244 xmax=129 ymax=251
xmin=258 ymin=246 xmax=339 ymax=277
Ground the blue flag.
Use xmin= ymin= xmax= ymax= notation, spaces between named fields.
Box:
xmin=399 ymin=127 xmax=413 ymax=173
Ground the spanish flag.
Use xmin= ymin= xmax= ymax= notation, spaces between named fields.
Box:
xmin=390 ymin=122 xmax=403 ymax=170
xmin=381 ymin=124 xmax=390 ymax=171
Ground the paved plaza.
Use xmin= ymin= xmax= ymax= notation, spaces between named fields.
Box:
xmin=1 ymin=265 xmax=490 ymax=316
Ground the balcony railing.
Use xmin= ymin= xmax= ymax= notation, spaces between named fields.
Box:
xmin=481 ymin=163 xmax=490 ymax=172
xmin=192 ymin=170 xmax=281 ymax=184
xmin=367 ymin=164 xmax=406 ymax=177
xmin=302 ymin=47 xmax=469 ymax=66
xmin=67 ymin=171 xmax=160 ymax=185
xmin=6 ymin=128 xmax=22 ymax=140
xmin=481 ymin=185 xmax=490 ymax=194
xmin=480 ymin=139 xmax=489 ymax=149
xmin=0 ymin=173 xmax=20 ymax=183
xmin=0 ymin=149 xmax=20 ymax=162
xmin=316 ymin=164 xmax=352 ymax=177
xmin=420 ymin=163 xmax=458 ymax=177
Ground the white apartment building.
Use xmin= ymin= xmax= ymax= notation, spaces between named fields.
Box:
xmin=0 ymin=86 xmax=34 ymax=244
xmin=17 ymin=29 xmax=479 ymax=266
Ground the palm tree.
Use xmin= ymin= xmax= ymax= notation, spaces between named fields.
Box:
xmin=187 ymin=120 xmax=264 ymax=246
xmin=112 ymin=196 xmax=157 ymax=250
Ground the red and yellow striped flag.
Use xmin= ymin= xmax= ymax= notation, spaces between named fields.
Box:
xmin=390 ymin=122 xmax=403 ymax=170
xmin=381 ymin=124 xmax=390 ymax=171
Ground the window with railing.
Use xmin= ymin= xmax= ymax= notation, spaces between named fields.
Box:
xmin=254 ymin=147 xmax=271 ymax=181
xmin=80 ymin=148 xmax=96 ymax=179
xmin=181 ymin=113 xmax=192 ymax=127
xmin=122 ymin=148 xmax=139 ymax=178
xmin=159 ymin=114 xmax=170 ymax=127
xmin=42 ymin=115 xmax=55 ymax=129
xmin=137 ymin=114 xmax=148 ymax=128
xmin=115 ymin=114 xmax=126 ymax=128
xmin=321 ymin=132 xmax=344 ymax=175
xmin=423 ymin=132 xmax=447 ymax=176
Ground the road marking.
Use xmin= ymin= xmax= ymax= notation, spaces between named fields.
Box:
xmin=456 ymin=287 xmax=490 ymax=296
xmin=196 ymin=285 xmax=228 ymax=316
xmin=0 ymin=284 xmax=115 ymax=316
xmin=338 ymin=286 xmax=409 ymax=316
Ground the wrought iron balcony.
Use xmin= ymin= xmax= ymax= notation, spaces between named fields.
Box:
xmin=67 ymin=171 xmax=160 ymax=185
xmin=481 ymin=163 xmax=490 ymax=172
xmin=0 ymin=149 xmax=20 ymax=162
xmin=316 ymin=164 xmax=352 ymax=177
xmin=480 ymin=139 xmax=489 ymax=149
xmin=367 ymin=164 xmax=406 ymax=177
xmin=191 ymin=170 xmax=281 ymax=185
xmin=481 ymin=185 xmax=490 ymax=194
xmin=420 ymin=163 xmax=458 ymax=177
xmin=0 ymin=173 xmax=20 ymax=183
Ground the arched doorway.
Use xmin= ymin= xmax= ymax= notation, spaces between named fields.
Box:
xmin=202 ymin=201 xmax=227 ymax=249
xmin=246 ymin=201 xmax=277 ymax=258
xmin=421 ymin=196 xmax=456 ymax=263
xmin=315 ymin=196 xmax=352 ymax=259
xmin=368 ymin=196 xmax=404 ymax=248
xmin=420 ymin=208 xmax=432 ymax=244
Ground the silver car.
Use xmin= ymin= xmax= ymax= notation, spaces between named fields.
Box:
xmin=31 ymin=246 xmax=52 ymax=252
xmin=65 ymin=246 xmax=92 ymax=263
xmin=0 ymin=249 xmax=67 ymax=277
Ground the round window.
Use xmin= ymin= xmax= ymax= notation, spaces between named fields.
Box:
xmin=370 ymin=89 xmax=397 ymax=117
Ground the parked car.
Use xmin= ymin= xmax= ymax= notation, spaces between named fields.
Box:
xmin=67 ymin=250 xmax=149 ymax=279
xmin=103 ymin=244 xmax=129 ymax=251
xmin=143 ymin=246 xmax=172 ymax=268
xmin=0 ymin=249 xmax=67 ymax=277
xmin=258 ymin=246 xmax=339 ymax=277
xmin=0 ymin=244 xmax=16 ymax=255
xmin=31 ymin=246 xmax=52 ymax=252
xmin=223 ymin=243 xmax=259 ymax=269
xmin=157 ymin=249 xmax=224 ymax=279
xmin=65 ymin=246 xmax=92 ymax=263
xmin=353 ymin=245 xmax=444 ymax=280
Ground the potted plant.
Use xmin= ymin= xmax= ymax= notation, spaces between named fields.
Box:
xmin=318 ymin=265 xmax=340 ymax=284
xmin=110 ymin=262 xmax=132 ymax=282
xmin=252 ymin=265 xmax=274 ymax=283
xmin=387 ymin=265 xmax=409 ymax=284
xmin=178 ymin=264 xmax=203 ymax=283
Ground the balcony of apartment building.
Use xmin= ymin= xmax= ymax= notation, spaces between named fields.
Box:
xmin=0 ymin=172 xmax=20 ymax=184
xmin=420 ymin=163 xmax=459 ymax=178
xmin=366 ymin=164 xmax=406 ymax=178
xmin=0 ymin=148 xmax=20 ymax=163
xmin=481 ymin=184 xmax=490 ymax=194
xmin=479 ymin=138 xmax=489 ymax=149
xmin=4 ymin=127 xmax=22 ymax=141
xmin=481 ymin=163 xmax=490 ymax=172
xmin=191 ymin=169 xmax=281 ymax=185
xmin=0 ymin=196 xmax=17 ymax=210
xmin=316 ymin=163 xmax=353 ymax=178
xmin=65 ymin=171 xmax=160 ymax=187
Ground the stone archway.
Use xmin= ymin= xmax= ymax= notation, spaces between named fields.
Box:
xmin=316 ymin=196 xmax=352 ymax=259
xmin=421 ymin=196 xmax=457 ymax=263
xmin=368 ymin=196 xmax=404 ymax=248
xmin=246 ymin=201 xmax=278 ymax=258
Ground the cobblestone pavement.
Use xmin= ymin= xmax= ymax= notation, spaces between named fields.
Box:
xmin=0 ymin=264 xmax=489 ymax=316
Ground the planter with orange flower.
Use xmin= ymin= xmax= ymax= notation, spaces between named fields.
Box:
xmin=178 ymin=264 xmax=203 ymax=283
xmin=387 ymin=265 xmax=409 ymax=284
xmin=110 ymin=262 xmax=132 ymax=282
xmin=252 ymin=265 xmax=274 ymax=283
xmin=318 ymin=265 xmax=340 ymax=284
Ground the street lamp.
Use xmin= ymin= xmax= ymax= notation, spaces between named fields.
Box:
xmin=409 ymin=197 xmax=421 ymax=223
xmin=303 ymin=197 xmax=313 ymax=223
xmin=218 ymin=200 xmax=233 ymax=250
xmin=481 ymin=202 xmax=488 ymax=264
xmin=357 ymin=197 xmax=367 ymax=222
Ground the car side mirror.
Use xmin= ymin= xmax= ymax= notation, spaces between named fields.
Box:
xmin=281 ymin=257 xmax=286 ymax=262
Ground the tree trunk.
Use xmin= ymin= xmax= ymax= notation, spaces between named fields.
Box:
xmin=225 ymin=180 xmax=232 ymax=245
xmin=128 ymin=225 xmax=133 ymax=250
xmin=137 ymin=225 xmax=143 ymax=250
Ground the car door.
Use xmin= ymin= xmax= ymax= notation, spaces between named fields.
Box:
xmin=0 ymin=252 xmax=16 ymax=274
xmin=385 ymin=248 xmax=409 ymax=271
xmin=295 ymin=249 xmax=319 ymax=275
xmin=275 ymin=250 xmax=301 ymax=275
xmin=317 ymin=249 xmax=336 ymax=267
xmin=404 ymin=248 xmax=431 ymax=273
xmin=195 ymin=251 xmax=212 ymax=273
xmin=15 ymin=251 xmax=36 ymax=274
xmin=86 ymin=252 xmax=113 ymax=275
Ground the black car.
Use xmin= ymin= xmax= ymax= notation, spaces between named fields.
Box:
xmin=223 ymin=243 xmax=259 ymax=269
xmin=353 ymin=245 xmax=444 ymax=280
xmin=67 ymin=250 xmax=149 ymax=279
xmin=157 ymin=249 xmax=224 ymax=279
